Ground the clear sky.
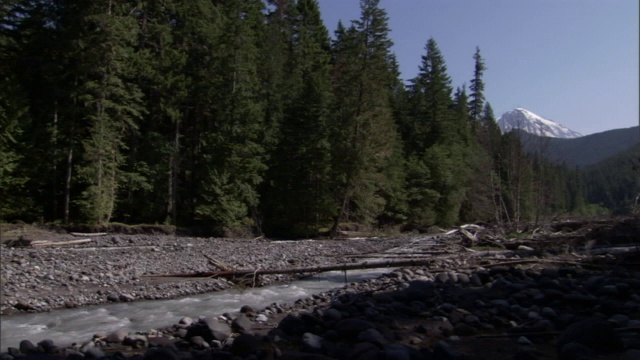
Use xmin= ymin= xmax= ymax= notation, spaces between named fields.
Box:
xmin=318 ymin=0 xmax=639 ymax=136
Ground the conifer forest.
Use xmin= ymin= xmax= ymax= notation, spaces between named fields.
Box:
xmin=1 ymin=0 xmax=636 ymax=237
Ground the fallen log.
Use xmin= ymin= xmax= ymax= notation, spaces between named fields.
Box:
xmin=70 ymin=232 xmax=107 ymax=237
xmin=204 ymin=254 xmax=235 ymax=271
xmin=30 ymin=238 xmax=92 ymax=247
xmin=142 ymin=258 xmax=437 ymax=279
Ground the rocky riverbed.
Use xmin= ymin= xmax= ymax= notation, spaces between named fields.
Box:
xmin=0 ymin=234 xmax=410 ymax=315
xmin=2 ymin=219 xmax=640 ymax=359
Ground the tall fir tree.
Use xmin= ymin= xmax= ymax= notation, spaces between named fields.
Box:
xmin=405 ymin=38 xmax=471 ymax=226
xmin=261 ymin=0 xmax=335 ymax=237
xmin=329 ymin=0 xmax=403 ymax=232
xmin=469 ymin=46 xmax=486 ymax=126
xmin=192 ymin=0 xmax=267 ymax=234
xmin=119 ymin=0 xmax=190 ymax=225
xmin=73 ymin=1 xmax=145 ymax=224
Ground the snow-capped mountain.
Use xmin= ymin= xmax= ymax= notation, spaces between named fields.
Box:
xmin=497 ymin=108 xmax=582 ymax=139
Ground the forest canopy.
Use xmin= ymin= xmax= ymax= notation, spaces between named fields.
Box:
xmin=0 ymin=0 xmax=634 ymax=237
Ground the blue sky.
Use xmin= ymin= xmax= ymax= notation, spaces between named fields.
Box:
xmin=318 ymin=0 xmax=639 ymax=136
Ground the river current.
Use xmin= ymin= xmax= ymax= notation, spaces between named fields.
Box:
xmin=1 ymin=268 xmax=392 ymax=351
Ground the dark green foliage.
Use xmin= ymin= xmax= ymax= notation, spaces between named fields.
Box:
xmin=328 ymin=0 xmax=404 ymax=232
xmin=261 ymin=0 xmax=335 ymax=237
xmin=1 ymin=0 xmax=622 ymax=233
xmin=583 ymin=144 xmax=640 ymax=214
xmin=469 ymin=47 xmax=486 ymax=124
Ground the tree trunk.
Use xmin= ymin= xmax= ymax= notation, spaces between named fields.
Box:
xmin=63 ymin=147 xmax=73 ymax=224
xmin=143 ymin=258 xmax=436 ymax=279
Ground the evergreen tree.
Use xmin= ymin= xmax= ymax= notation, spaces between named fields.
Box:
xmin=261 ymin=0 xmax=335 ymax=237
xmin=118 ymin=0 xmax=190 ymax=225
xmin=72 ymin=1 xmax=145 ymax=224
xmin=405 ymin=38 xmax=470 ymax=226
xmin=469 ymin=46 xmax=486 ymax=125
xmin=192 ymin=0 xmax=267 ymax=234
xmin=329 ymin=0 xmax=403 ymax=232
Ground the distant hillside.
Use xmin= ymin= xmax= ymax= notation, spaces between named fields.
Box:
xmin=582 ymin=142 xmax=640 ymax=214
xmin=516 ymin=126 xmax=640 ymax=167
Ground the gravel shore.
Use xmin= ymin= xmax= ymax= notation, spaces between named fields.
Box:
xmin=1 ymin=234 xmax=409 ymax=315
xmin=2 ymin=226 xmax=640 ymax=359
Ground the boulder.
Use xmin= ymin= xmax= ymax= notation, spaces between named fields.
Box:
xmin=557 ymin=318 xmax=623 ymax=354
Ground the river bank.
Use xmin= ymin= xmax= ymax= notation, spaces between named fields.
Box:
xmin=2 ymin=218 xmax=640 ymax=358
xmin=1 ymin=233 xmax=411 ymax=315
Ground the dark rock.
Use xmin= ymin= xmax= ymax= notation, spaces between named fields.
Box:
xmin=229 ymin=334 xmax=261 ymax=357
xmin=357 ymin=328 xmax=387 ymax=346
xmin=557 ymin=319 xmax=623 ymax=354
xmin=62 ymin=349 xmax=84 ymax=360
xmin=302 ymin=332 xmax=324 ymax=352
xmin=453 ymin=323 xmax=477 ymax=336
xmin=118 ymin=293 xmax=135 ymax=302
xmin=14 ymin=302 xmax=36 ymax=311
xmin=279 ymin=351 xmax=336 ymax=360
xmin=277 ymin=314 xmax=308 ymax=337
xmin=19 ymin=340 xmax=38 ymax=354
xmin=335 ymin=318 xmax=376 ymax=338
xmin=147 ymin=337 xmax=175 ymax=348
xmin=123 ymin=335 xmax=148 ymax=349
xmin=143 ymin=347 xmax=180 ymax=360
xmin=106 ymin=329 xmax=128 ymax=343
xmin=512 ymin=349 xmax=539 ymax=360
xmin=433 ymin=340 xmax=463 ymax=360
xmin=346 ymin=342 xmax=382 ymax=360
xmin=189 ymin=336 xmax=209 ymax=350
xmin=240 ymin=305 xmax=256 ymax=316
xmin=83 ymin=347 xmax=105 ymax=359
xmin=558 ymin=342 xmax=596 ymax=360
xmin=608 ymin=314 xmax=630 ymax=327
xmin=621 ymin=349 xmax=640 ymax=360
xmin=177 ymin=317 xmax=193 ymax=328
xmin=324 ymin=308 xmax=342 ymax=321
xmin=36 ymin=340 xmax=57 ymax=354
xmin=231 ymin=314 xmax=253 ymax=334
xmin=186 ymin=318 xmax=231 ymax=342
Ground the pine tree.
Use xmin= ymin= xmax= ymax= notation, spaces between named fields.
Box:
xmin=118 ymin=0 xmax=190 ymax=225
xmin=469 ymin=46 xmax=486 ymax=125
xmin=192 ymin=0 xmax=268 ymax=234
xmin=329 ymin=0 xmax=403 ymax=232
xmin=261 ymin=0 xmax=335 ymax=237
xmin=72 ymin=1 xmax=145 ymax=224
xmin=405 ymin=38 xmax=472 ymax=226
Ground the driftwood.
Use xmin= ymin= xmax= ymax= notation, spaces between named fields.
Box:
xmin=143 ymin=258 xmax=437 ymax=279
xmin=70 ymin=232 xmax=107 ymax=237
xmin=30 ymin=239 xmax=93 ymax=247
xmin=332 ymin=251 xmax=453 ymax=258
xmin=204 ymin=254 xmax=235 ymax=271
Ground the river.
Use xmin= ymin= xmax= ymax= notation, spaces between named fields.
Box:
xmin=0 ymin=268 xmax=392 ymax=351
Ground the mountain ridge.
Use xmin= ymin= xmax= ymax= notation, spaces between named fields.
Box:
xmin=515 ymin=126 xmax=640 ymax=167
xmin=498 ymin=108 xmax=583 ymax=139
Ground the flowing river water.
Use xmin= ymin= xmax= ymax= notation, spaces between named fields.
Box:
xmin=0 ymin=268 xmax=393 ymax=351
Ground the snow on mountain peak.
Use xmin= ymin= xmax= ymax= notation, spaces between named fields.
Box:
xmin=497 ymin=108 xmax=582 ymax=139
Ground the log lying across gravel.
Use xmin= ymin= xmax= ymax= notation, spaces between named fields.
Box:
xmin=30 ymin=239 xmax=93 ymax=247
xmin=142 ymin=258 xmax=439 ymax=278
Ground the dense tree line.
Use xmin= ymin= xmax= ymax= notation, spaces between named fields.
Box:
xmin=0 ymin=0 xmax=609 ymax=237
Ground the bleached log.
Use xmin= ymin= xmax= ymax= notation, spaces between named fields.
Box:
xmin=204 ymin=254 xmax=235 ymax=271
xmin=142 ymin=258 xmax=437 ymax=279
xmin=459 ymin=228 xmax=478 ymax=244
xmin=31 ymin=239 xmax=92 ymax=247
xmin=69 ymin=232 xmax=108 ymax=237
